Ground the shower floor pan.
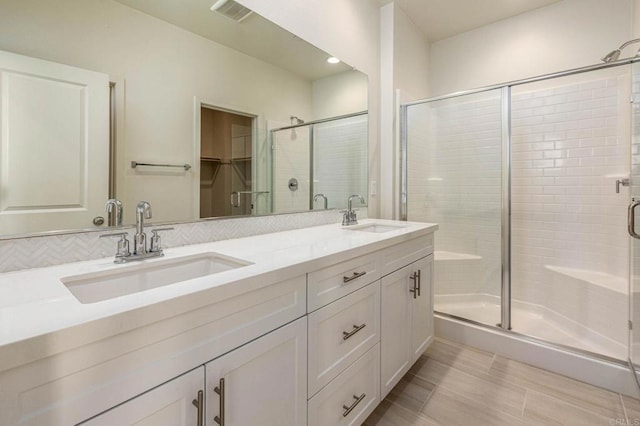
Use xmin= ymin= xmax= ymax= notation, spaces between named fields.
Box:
xmin=435 ymin=294 xmax=626 ymax=361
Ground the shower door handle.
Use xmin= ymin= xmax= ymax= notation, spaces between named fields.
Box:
xmin=629 ymin=198 xmax=640 ymax=239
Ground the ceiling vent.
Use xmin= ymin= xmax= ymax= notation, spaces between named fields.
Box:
xmin=210 ymin=0 xmax=253 ymax=22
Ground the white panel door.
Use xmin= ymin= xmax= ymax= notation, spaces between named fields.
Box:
xmin=0 ymin=49 xmax=109 ymax=234
xmin=205 ymin=317 xmax=307 ymax=426
xmin=80 ymin=367 xmax=204 ymax=426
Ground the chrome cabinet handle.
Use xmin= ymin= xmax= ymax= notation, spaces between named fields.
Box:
xmin=409 ymin=272 xmax=418 ymax=299
xmin=192 ymin=390 xmax=204 ymax=426
xmin=416 ymin=269 xmax=421 ymax=297
xmin=629 ymin=198 xmax=640 ymax=239
xmin=342 ymin=393 xmax=366 ymax=417
xmin=214 ymin=378 xmax=225 ymax=425
xmin=343 ymin=271 xmax=366 ymax=283
xmin=343 ymin=323 xmax=366 ymax=340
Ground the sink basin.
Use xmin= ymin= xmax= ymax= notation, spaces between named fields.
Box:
xmin=345 ymin=223 xmax=409 ymax=233
xmin=61 ymin=252 xmax=252 ymax=304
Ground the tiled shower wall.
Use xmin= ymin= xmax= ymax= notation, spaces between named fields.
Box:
xmin=406 ymin=66 xmax=631 ymax=346
xmin=272 ymin=115 xmax=368 ymax=212
xmin=314 ymin=115 xmax=368 ymax=209
xmin=510 ymin=69 xmax=630 ymax=308
xmin=272 ymin=126 xmax=311 ymax=212
xmin=406 ymin=92 xmax=503 ymax=297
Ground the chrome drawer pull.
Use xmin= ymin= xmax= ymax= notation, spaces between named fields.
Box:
xmin=192 ymin=390 xmax=204 ymax=426
xmin=342 ymin=393 xmax=366 ymax=417
xmin=214 ymin=378 xmax=225 ymax=425
xmin=416 ymin=269 xmax=421 ymax=297
xmin=343 ymin=271 xmax=366 ymax=283
xmin=343 ymin=323 xmax=366 ymax=340
xmin=409 ymin=272 xmax=418 ymax=299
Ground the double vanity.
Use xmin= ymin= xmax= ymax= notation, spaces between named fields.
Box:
xmin=0 ymin=219 xmax=437 ymax=425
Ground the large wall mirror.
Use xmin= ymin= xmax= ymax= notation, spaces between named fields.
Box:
xmin=0 ymin=0 xmax=368 ymax=237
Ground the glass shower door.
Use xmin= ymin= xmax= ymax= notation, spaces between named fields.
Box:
xmin=630 ymin=61 xmax=640 ymax=370
xmin=404 ymin=89 xmax=504 ymax=327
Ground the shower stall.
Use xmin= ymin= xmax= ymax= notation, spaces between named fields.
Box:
xmin=270 ymin=112 xmax=368 ymax=212
xmin=402 ymin=59 xmax=640 ymax=373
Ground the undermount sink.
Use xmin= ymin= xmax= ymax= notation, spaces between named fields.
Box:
xmin=61 ymin=252 xmax=252 ymax=304
xmin=345 ymin=223 xmax=409 ymax=233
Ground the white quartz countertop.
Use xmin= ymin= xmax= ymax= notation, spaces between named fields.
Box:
xmin=0 ymin=219 xmax=437 ymax=372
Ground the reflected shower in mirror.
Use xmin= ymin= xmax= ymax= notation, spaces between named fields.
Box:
xmin=0 ymin=0 xmax=368 ymax=237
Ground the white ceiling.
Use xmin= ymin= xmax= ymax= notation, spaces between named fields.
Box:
xmin=380 ymin=0 xmax=562 ymax=42
xmin=114 ymin=0 xmax=563 ymax=79
xmin=113 ymin=0 xmax=352 ymax=81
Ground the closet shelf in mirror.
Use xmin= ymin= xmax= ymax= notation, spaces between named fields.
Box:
xmin=201 ymin=157 xmax=231 ymax=165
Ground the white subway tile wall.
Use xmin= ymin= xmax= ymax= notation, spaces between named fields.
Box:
xmin=406 ymin=67 xmax=631 ymax=350
xmin=406 ymin=91 xmax=503 ymax=303
xmin=314 ymin=115 xmax=368 ymax=209
xmin=272 ymin=126 xmax=312 ymax=212
xmin=511 ymin=70 xmax=630 ymax=346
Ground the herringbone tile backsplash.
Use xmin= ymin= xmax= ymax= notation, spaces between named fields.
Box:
xmin=0 ymin=210 xmax=346 ymax=273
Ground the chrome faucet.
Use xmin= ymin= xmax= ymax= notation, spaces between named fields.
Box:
xmin=101 ymin=201 xmax=174 ymax=263
xmin=343 ymin=194 xmax=365 ymax=226
xmin=134 ymin=201 xmax=152 ymax=255
xmin=313 ymin=193 xmax=328 ymax=210
xmin=105 ymin=198 xmax=123 ymax=227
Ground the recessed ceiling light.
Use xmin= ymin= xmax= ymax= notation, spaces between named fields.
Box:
xmin=326 ymin=57 xmax=340 ymax=64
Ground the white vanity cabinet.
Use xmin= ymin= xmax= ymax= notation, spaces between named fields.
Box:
xmin=80 ymin=367 xmax=205 ymax=426
xmin=306 ymin=232 xmax=435 ymax=424
xmin=204 ymin=317 xmax=307 ymax=426
xmin=380 ymin=254 xmax=434 ymax=398
xmin=0 ymin=221 xmax=437 ymax=426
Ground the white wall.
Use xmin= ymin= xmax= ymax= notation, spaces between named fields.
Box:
xmin=0 ymin=0 xmax=314 ymax=224
xmin=312 ymin=71 xmax=368 ymax=120
xmin=429 ymin=0 xmax=634 ymax=96
xmin=378 ymin=2 xmax=431 ymax=219
xmin=393 ymin=5 xmax=430 ymax=102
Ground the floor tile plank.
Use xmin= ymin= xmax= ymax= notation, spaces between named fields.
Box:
xmin=363 ymin=400 xmax=439 ymax=426
xmin=410 ymin=356 xmax=527 ymax=417
xmin=489 ymin=355 xmax=625 ymax=419
xmin=523 ymin=390 xmax=616 ymax=426
xmin=423 ymin=338 xmax=496 ymax=375
xmin=420 ymin=385 xmax=526 ymax=425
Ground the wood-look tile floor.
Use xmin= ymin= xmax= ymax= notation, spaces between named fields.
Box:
xmin=363 ymin=338 xmax=640 ymax=426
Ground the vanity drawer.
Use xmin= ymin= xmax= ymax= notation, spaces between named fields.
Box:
xmin=308 ymin=343 xmax=380 ymax=426
xmin=307 ymin=251 xmax=380 ymax=312
xmin=380 ymin=234 xmax=433 ymax=276
xmin=308 ymin=282 xmax=380 ymax=397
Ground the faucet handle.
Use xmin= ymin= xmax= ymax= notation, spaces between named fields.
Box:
xmin=150 ymin=227 xmax=174 ymax=253
xmin=100 ymin=232 xmax=131 ymax=260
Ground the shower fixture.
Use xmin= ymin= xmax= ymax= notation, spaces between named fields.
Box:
xmin=601 ymin=38 xmax=640 ymax=62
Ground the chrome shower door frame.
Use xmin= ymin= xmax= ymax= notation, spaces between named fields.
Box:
xmin=400 ymin=57 xmax=640 ymax=335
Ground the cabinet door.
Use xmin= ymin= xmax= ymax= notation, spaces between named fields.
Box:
xmin=205 ymin=317 xmax=307 ymax=426
xmin=380 ymin=264 xmax=412 ymax=399
xmin=80 ymin=367 xmax=204 ymax=426
xmin=410 ymin=255 xmax=434 ymax=363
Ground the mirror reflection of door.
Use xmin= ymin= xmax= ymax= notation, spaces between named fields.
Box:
xmin=199 ymin=106 xmax=253 ymax=217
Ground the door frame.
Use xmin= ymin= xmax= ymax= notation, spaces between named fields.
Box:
xmin=192 ymin=97 xmax=261 ymax=218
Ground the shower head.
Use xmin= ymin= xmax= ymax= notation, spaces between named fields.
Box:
xmin=601 ymin=38 xmax=640 ymax=63
xmin=601 ymin=49 xmax=621 ymax=63
xmin=290 ymin=116 xmax=304 ymax=125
